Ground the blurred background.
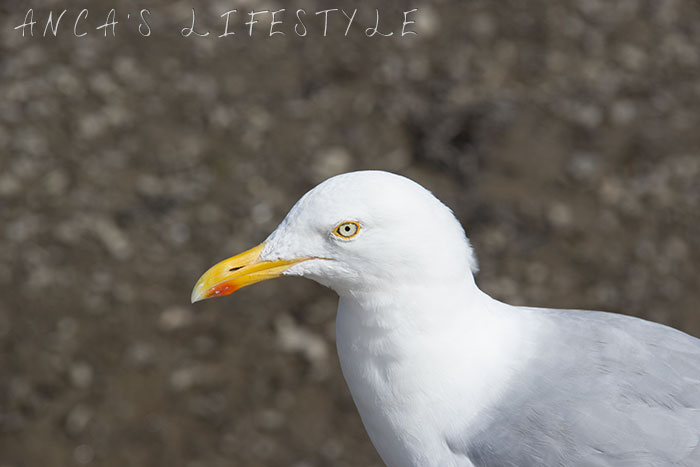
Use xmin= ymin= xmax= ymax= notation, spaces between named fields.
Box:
xmin=1 ymin=0 xmax=699 ymax=466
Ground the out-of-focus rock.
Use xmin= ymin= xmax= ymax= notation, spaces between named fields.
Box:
xmin=547 ymin=202 xmax=574 ymax=229
xmin=73 ymin=445 xmax=95 ymax=465
xmin=65 ymin=404 xmax=93 ymax=436
xmin=414 ymin=5 xmax=440 ymax=37
xmin=126 ymin=342 xmax=156 ymax=368
xmin=158 ymin=307 xmax=194 ymax=331
xmin=312 ymin=147 xmax=353 ymax=182
xmin=275 ymin=314 xmax=329 ymax=379
xmin=69 ymin=363 xmax=94 ymax=389
xmin=256 ymin=409 xmax=285 ymax=431
xmin=91 ymin=217 xmax=132 ymax=260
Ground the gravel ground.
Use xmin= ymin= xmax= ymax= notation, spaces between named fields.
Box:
xmin=1 ymin=0 xmax=699 ymax=466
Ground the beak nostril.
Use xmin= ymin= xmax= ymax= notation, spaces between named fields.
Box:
xmin=229 ymin=266 xmax=244 ymax=272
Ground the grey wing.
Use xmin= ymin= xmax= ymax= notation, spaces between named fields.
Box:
xmin=450 ymin=309 xmax=700 ymax=467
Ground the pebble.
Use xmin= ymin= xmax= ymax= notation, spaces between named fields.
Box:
xmin=70 ymin=363 xmax=94 ymax=389
xmin=158 ymin=307 xmax=194 ymax=331
xmin=65 ymin=404 xmax=93 ymax=435
xmin=73 ymin=445 xmax=95 ymax=465
xmin=547 ymin=202 xmax=574 ymax=229
xmin=313 ymin=147 xmax=353 ymax=181
xmin=275 ymin=314 xmax=329 ymax=365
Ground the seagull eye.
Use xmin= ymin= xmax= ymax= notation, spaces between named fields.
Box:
xmin=334 ymin=221 xmax=360 ymax=239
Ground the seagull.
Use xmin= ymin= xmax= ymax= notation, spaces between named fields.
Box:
xmin=192 ymin=170 xmax=700 ymax=467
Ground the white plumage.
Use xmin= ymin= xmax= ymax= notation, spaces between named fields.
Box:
xmin=194 ymin=170 xmax=700 ymax=467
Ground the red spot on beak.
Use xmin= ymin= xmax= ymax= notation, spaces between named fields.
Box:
xmin=206 ymin=282 xmax=239 ymax=298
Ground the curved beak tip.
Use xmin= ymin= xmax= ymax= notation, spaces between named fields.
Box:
xmin=190 ymin=275 xmax=212 ymax=303
xmin=190 ymin=286 xmax=205 ymax=304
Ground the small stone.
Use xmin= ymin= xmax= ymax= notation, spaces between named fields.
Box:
xmin=56 ymin=317 xmax=79 ymax=341
xmin=547 ymin=203 xmax=573 ymax=229
xmin=188 ymin=393 xmax=227 ymax=419
xmin=576 ymin=104 xmax=603 ymax=129
xmin=89 ymin=72 xmax=119 ymax=96
xmin=313 ymin=147 xmax=353 ymax=181
xmin=70 ymin=362 xmax=93 ymax=389
xmin=79 ymin=113 xmax=108 ymax=139
xmin=73 ymin=445 xmax=94 ymax=465
xmin=113 ymin=56 xmax=137 ymax=81
xmin=251 ymin=202 xmax=273 ymax=226
xmin=665 ymin=236 xmax=689 ymax=260
xmin=252 ymin=437 xmax=277 ymax=459
xmin=257 ymin=409 xmax=285 ymax=430
xmin=170 ymin=367 xmax=199 ymax=392
xmin=414 ymin=5 xmax=440 ymax=37
xmin=618 ymin=44 xmax=646 ymax=71
xmin=65 ymin=404 xmax=93 ymax=435
xmin=610 ymin=100 xmax=637 ymax=125
xmin=91 ymin=217 xmax=132 ymax=260
xmin=321 ymin=439 xmax=344 ymax=460
xmin=127 ymin=342 xmax=155 ymax=367
xmin=136 ymin=174 xmax=163 ymax=196
xmin=0 ymin=175 xmax=21 ymax=197
xmin=567 ymin=152 xmax=600 ymax=181
xmin=471 ymin=12 xmax=495 ymax=39
xmin=599 ymin=178 xmax=624 ymax=205
xmin=275 ymin=315 xmax=329 ymax=365
xmin=158 ymin=307 xmax=193 ymax=331
xmin=5 ymin=216 xmax=40 ymax=242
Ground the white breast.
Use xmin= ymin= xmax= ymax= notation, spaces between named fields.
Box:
xmin=335 ymin=288 xmax=533 ymax=467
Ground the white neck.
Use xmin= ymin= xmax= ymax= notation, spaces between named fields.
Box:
xmin=334 ymin=280 xmax=531 ymax=467
xmin=340 ymin=270 xmax=480 ymax=323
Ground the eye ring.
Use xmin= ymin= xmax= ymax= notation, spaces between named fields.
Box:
xmin=333 ymin=221 xmax=360 ymax=239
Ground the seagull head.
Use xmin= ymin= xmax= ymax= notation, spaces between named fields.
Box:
xmin=191 ymin=170 xmax=478 ymax=302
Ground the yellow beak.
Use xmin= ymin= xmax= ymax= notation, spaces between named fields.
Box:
xmin=191 ymin=242 xmax=311 ymax=303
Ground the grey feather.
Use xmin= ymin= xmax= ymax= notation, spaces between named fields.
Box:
xmin=449 ymin=309 xmax=700 ymax=467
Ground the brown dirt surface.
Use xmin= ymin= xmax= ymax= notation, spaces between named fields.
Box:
xmin=1 ymin=1 xmax=699 ymax=466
